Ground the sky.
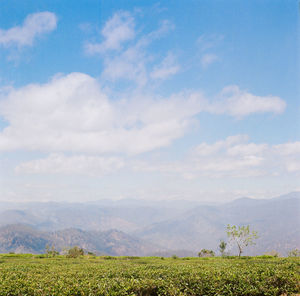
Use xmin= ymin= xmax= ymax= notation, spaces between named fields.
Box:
xmin=0 ymin=0 xmax=299 ymax=203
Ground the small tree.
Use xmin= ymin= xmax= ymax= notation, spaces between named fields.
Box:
xmin=226 ymin=224 xmax=258 ymax=257
xmin=198 ymin=249 xmax=215 ymax=257
xmin=218 ymin=240 xmax=227 ymax=256
xmin=66 ymin=246 xmax=84 ymax=258
xmin=45 ymin=244 xmax=59 ymax=257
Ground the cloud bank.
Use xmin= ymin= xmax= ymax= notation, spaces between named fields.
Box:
xmin=133 ymin=135 xmax=300 ymax=179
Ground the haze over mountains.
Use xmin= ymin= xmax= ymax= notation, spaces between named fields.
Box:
xmin=0 ymin=192 xmax=299 ymax=256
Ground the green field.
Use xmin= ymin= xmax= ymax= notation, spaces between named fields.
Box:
xmin=0 ymin=254 xmax=299 ymax=296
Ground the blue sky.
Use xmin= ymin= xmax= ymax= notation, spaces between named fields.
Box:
xmin=0 ymin=0 xmax=299 ymax=202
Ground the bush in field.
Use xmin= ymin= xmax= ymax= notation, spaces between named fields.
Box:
xmin=288 ymin=248 xmax=300 ymax=257
xmin=66 ymin=246 xmax=84 ymax=258
xmin=264 ymin=250 xmax=280 ymax=257
xmin=198 ymin=249 xmax=215 ymax=257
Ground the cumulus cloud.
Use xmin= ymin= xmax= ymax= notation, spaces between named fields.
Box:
xmin=101 ymin=44 xmax=148 ymax=85
xmin=0 ymin=12 xmax=57 ymax=47
xmin=0 ymin=73 xmax=287 ymax=155
xmin=15 ymin=154 xmax=124 ymax=177
xmin=0 ymin=72 xmax=205 ymax=154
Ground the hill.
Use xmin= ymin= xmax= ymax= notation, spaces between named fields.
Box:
xmin=0 ymin=224 xmax=162 ymax=256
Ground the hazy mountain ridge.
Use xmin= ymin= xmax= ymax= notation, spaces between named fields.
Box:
xmin=0 ymin=224 xmax=162 ymax=256
xmin=0 ymin=192 xmax=299 ymax=256
xmin=135 ymin=193 xmax=300 ymax=255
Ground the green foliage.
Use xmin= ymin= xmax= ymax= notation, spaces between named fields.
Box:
xmin=198 ymin=249 xmax=215 ymax=257
xmin=226 ymin=224 xmax=258 ymax=257
xmin=218 ymin=240 xmax=227 ymax=256
xmin=171 ymin=254 xmax=178 ymax=259
xmin=288 ymin=248 xmax=300 ymax=257
xmin=66 ymin=246 xmax=84 ymax=258
xmin=0 ymin=256 xmax=298 ymax=295
xmin=256 ymin=255 xmax=277 ymax=259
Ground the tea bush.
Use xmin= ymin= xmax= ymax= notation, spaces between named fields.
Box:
xmin=0 ymin=255 xmax=298 ymax=295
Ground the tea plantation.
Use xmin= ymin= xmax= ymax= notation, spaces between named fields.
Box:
xmin=0 ymin=254 xmax=299 ymax=295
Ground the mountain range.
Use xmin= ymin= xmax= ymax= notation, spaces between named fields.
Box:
xmin=0 ymin=192 xmax=299 ymax=256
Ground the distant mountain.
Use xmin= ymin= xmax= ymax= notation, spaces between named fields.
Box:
xmin=0 ymin=224 xmax=49 ymax=254
xmin=0 ymin=200 xmax=196 ymax=232
xmin=0 ymin=192 xmax=299 ymax=256
xmin=0 ymin=224 xmax=162 ymax=256
xmin=135 ymin=192 xmax=300 ymax=255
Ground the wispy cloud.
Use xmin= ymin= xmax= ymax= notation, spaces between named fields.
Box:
xmin=0 ymin=12 xmax=57 ymax=48
xmin=197 ymin=34 xmax=223 ymax=68
xmin=85 ymin=11 xmax=135 ymax=54
xmin=85 ymin=11 xmax=175 ymax=86
xmin=197 ymin=34 xmax=224 ymax=52
xmin=133 ymin=135 xmax=300 ymax=179
xmin=209 ymin=85 xmax=286 ymax=118
xmin=150 ymin=52 xmax=180 ymax=80
xmin=201 ymin=53 xmax=218 ymax=68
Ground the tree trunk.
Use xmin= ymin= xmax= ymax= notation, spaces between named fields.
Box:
xmin=238 ymin=244 xmax=242 ymax=257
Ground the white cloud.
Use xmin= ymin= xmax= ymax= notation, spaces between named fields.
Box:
xmin=201 ymin=53 xmax=218 ymax=68
xmin=133 ymin=136 xmax=300 ymax=178
xmin=273 ymin=142 xmax=300 ymax=172
xmin=147 ymin=19 xmax=175 ymax=40
xmin=0 ymin=12 xmax=57 ymax=47
xmin=197 ymin=34 xmax=223 ymax=68
xmin=150 ymin=52 xmax=180 ymax=80
xmin=0 ymin=72 xmax=205 ymax=154
xmin=85 ymin=11 xmax=135 ymax=54
xmin=273 ymin=142 xmax=300 ymax=155
xmin=15 ymin=154 xmax=124 ymax=177
xmin=0 ymin=73 xmax=287 ymax=155
xmin=101 ymin=44 xmax=148 ymax=86
xmin=209 ymin=85 xmax=286 ymax=118
xmin=86 ymin=12 xmax=175 ymax=86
